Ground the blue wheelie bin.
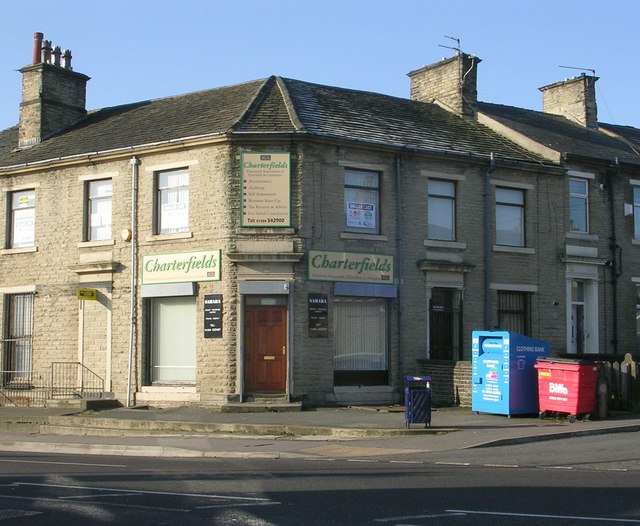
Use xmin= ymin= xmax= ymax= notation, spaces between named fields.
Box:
xmin=404 ymin=375 xmax=432 ymax=428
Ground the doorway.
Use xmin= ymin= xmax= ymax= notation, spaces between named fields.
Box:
xmin=429 ymin=288 xmax=461 ymax=360
xmin=244 ymin=300 xmax=287 ymax=393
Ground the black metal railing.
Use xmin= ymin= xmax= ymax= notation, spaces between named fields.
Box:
xmin=51 ymin=362 xmax=104 ymax=400
xmin=0 ymin=369 xmax=50 ymax=407
xmin=0 ymin=363 xmax=104 ymax=407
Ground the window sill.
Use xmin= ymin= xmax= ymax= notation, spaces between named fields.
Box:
xmin=237 ymin=227 xmax=296 ymax=235
xmin=146 ymin=232 xmax=193 ymax=242
xmin=633 ymin=238 xmax=640 ymax=246
xmin=493 ymin=245 xmax=535 ymax=255
xmin=424 ymin=239 xmax=467 ymax=250
xmin=566 ymin=232 xmax=599 ymax=241
xmin=1 ymin=246 xmax=37 ymax=255
xmin=341 ymin=232 xmax=388 ymax=242
xmin=78 ymin=239 xmax=116 ymax=248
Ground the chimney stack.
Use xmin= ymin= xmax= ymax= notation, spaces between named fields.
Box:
xmin=539 ymin=74 xmax=599 ymax=128
xmin=408 ymin=52 xmax=481 ymax=119
xmin=18 ymin=32 xmax=90 ymax=148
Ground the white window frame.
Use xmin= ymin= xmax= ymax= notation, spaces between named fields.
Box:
xmin=10 ymin=189 xmax=36 ymax=249
xmin=495 ymin=187 xmax=525 ymax=247
xmin=344 ymin=169 xmax=380 ymax=235
xmin=87 ymin=179 xmax=113 ymax=241
xmin=570 ymin=178 xmax=589 ymax=233
xmin=428 ymin=179 xmax=456 ymax=241
xmin=157 ymin=168 xmax=189 ymax=235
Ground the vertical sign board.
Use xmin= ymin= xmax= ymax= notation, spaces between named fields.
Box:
xmin=240 ymin=152 xmax=291 ymax=227
xmin=308 ymin=293 xmax=328 ymax=338
xmin=204 ymin=294 xmax=223 ymax=339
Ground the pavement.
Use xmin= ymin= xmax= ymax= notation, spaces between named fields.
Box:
xmin=0 ymin=404 xmax=638 ymax=459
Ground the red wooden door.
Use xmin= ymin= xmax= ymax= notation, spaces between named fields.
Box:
xmin=244 ymin=305 xmax=287 ymax=393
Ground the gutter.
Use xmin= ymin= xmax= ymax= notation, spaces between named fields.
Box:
xmin=484 ymin=153 xmax=497 ymax=329
xmin=126 ymin=156 xmax=140 ymax=407
xmin=395 ymin=154 xmax=404 ymax=373
xmin=607 ymin=158 xmax=620 ymax=354
xmin=0 ymin=132 xmax=228 ymax=173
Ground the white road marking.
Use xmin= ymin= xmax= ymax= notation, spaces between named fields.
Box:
xmin=11 ymin=482 xmax=273 ymax=502
xmin=0 ymin=494 xmax=190 ymax=512
xmin=0 ymin=458 xmax=126 ymax=468
xmin=448 ymin=509 xmax=640 ymax=523
xmin=58 ymin=492 xmax=144 ymax=500
xmin=374 ymin=512 xmax=467 ymax=522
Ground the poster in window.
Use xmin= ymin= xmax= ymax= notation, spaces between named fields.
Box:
xmin=308 ymin=293 xmax=328 ymax=338
xmin=13 ymin=209 xmax=35 ymax=246
xmin=347 ymin=202 xmax=376 ymax=229
xmin=204 ymin=294 xmax=223 ymax=338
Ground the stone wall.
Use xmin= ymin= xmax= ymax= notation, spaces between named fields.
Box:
xmin=416 ymin=359 xmax=472 ymax=407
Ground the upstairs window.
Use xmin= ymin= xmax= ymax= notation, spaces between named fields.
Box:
xmin=157 ymin=169 xmax=189 ymax=234
xmin=10 ymin=190 xmax=36 ymax=249
xmin=495 ymin=187 xmax=524 ymax=247
xmin=570 ymin=178 xmax=589 ymax=233
xmin=87 ymin=179 xmax=112 ymax=241
xmin=428 ymin=179 xmax=456 ymax=241
xmin=344 ymin=169 xmax=380 ymax=235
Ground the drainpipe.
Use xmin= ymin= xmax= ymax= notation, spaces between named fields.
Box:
xmin=484 ymin=153 xmax=496 ymax=329
xmin=395 ymin=154 xmax=403 ymax=374
xmin=126 ymin=156 xmax=140 ymax=407
xmin=607 ymin=158 xmax=620 ymax=354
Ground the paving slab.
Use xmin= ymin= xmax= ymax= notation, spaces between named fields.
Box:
xmin=0 ymin=405 xmax=637 ymax=458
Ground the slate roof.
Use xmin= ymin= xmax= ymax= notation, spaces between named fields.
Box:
xmin=478 ymin=102 xmax=640 ymax=166
xmin=598 ymin=123 xmax=640 ymax=152
xmin=0 ymin=78 xmax=270 ymax=169
xmin=0 ymin=75 xmax=546 ymax=171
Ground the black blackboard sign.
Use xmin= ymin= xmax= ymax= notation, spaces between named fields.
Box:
xmin=204 ymin=294 xmax=223 ymax=338
xmin=308 ymin=293 xmax=328 ymax=338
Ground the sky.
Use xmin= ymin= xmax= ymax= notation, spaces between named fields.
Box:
xmin=1 ymin=0 xmax=640 ymax=132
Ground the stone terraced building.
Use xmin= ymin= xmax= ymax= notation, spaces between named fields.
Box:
xmin=1 ymin=33 xmax=639 ymax=408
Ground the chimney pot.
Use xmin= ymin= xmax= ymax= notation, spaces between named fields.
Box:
xmin=53 ymin=46 xmax=62 ymax=67
xmin=32 ymin=32 xmax=43 ymax=64
xmin=62 ymin=49 xmax=72 ymax=70
xmin=41 ymin=40 xmax=52 ymax=64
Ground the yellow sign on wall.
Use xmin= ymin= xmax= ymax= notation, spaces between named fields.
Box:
xmin=77 ymin=288 xmax=97 ymax=301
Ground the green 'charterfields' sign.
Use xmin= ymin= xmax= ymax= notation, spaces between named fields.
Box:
xmin=142 ymin=250 xmax=221 ymax=285
xmin=307 ymin=249 xmax=394 ymax=284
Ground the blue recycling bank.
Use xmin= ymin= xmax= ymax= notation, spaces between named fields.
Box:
xmin=472 ymin=331 xmax=550 ymax=416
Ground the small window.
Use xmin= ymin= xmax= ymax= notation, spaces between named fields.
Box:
xmin=344 ymin=169 xmax=380 ymax=235
xmin=496 ymin=187 xmax=524 ymax=247
xmin=10 ymin=190 xmax=36 ymax=248
xmin=87 ymin=180 xmax=112 ymax=241
xmin=428 ymin=179 xmax=456 ymax=241
xmin=634 ymin=187 xmax=640 ymax=239
xmin=570 ymin=178 xmax=589 ymax=233
xmin=498 ymin=291 xmax=531 ymax=335
xmin=157 ymin=169 xmax=189 ymax=234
